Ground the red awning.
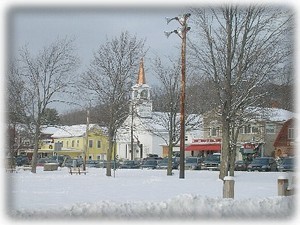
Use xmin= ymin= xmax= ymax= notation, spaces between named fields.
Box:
xmin=185 ymin=144 xmax=221 ymax=151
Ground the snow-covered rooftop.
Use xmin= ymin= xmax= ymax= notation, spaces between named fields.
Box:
xmin=247 ymin=107 xmax=295 ymax=122
xmin=51 ymin=124 xmax=107 ymax=138
xmin=40 ymin=126 xmax=61 ymax=135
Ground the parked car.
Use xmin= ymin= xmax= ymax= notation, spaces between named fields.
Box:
xmin=50 ymin=155 xmax=71 ymax=167
xmin=247 ymin=157 xmax=277 ymax=172
xmin=234 ymin=160 xmax=249 ymax=171
xmin=143 ymin=154 xmax=163 ymax=162
xmin=86 ymin=159 xmax=100 ymax=168
xmin=97 ymin=160 xmax=119 ymax=169
xmin=36 ymin=157 xmax=57 ymax=166
xmin=98 ymin=160 xmax=108 ymax=168
xmin=64 ymin=158 xmax=82 ymax=168
xmin=15 ymin=155 xmax=30 ymax=166
xmin=119 ymin=160 xmax=141 ymax=169
xmin=201 ymin=153 xmax=221 ymax=170
xmin=141 ymin=160 xmax=157 ymax=169
xmin=157 ymin=158 xmax=179 ymax=170
xmin=77 ymin=158 xmax=84 ymax=167
xmin=277 ymin=157 xmax=294 ymax=172
xmin=183 ymin=157 xmax=202 ymax=170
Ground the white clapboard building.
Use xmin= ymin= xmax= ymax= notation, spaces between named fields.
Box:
xmin=116 ymin=59 xmax=202 ymax=160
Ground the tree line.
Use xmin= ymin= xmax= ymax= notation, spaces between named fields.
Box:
xmin=8 ymin=5 xmax=293 ymax=179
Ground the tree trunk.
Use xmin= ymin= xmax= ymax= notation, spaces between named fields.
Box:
xmin=106 ymin=136 xmax=113 ymax=177
xmin=229 ymin=127 xmax=239 ymax=176
xmin=219 ymin=115 xmax=230 ymax=180
xmin=229 ymin=147 xmax=236 ymax=176
xmin=167 ymin=143 xmax=173 ymax=176
xmin=31 ymin=124 xmax=40 ymax=173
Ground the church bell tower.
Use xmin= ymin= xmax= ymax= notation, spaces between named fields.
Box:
xmin=131 ymin=58 xmax=152 ymax=118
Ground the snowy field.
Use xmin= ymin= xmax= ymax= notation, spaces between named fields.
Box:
xmin=2 ymin=166 xmax=298 ymax=223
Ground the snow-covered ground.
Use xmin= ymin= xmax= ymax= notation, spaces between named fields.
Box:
xmin=2 ymin=167 xmax=298 ymax=223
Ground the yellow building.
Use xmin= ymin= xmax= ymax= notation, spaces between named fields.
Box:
xmin=40 ymin=124 xmax=109 ymax=160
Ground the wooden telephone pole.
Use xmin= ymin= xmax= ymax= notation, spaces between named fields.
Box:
xmin=165 ymin=13 xmax=191 ymax=179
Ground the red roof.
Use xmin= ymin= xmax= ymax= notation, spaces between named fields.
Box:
xmin=273 ymin=118 xmax=294 ymax=147
xmin=185 ymin=144 xmax=221 ymax=151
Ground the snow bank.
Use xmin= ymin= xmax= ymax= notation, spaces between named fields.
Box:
xmin=9 ymin=195 xmax=294 ymax=220
xmin=5 ymin=168 xmax=297 ymax=220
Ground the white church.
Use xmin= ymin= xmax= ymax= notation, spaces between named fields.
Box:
xmin=116 ymin=59 xmax=202 ymax=160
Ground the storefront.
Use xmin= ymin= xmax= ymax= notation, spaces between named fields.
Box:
xmin=185 ymin=138 xmax=221 ymax=157
xmin=239 ymin=142 xmax=264 ymax=161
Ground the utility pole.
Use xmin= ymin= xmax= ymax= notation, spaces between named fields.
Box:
xmin=165 ymin=13 xmax=191 ymax=179
xmin=113 ymin=133 xmax=117 ymax=178
xmin=130 ymin=103 xmax=134 ymax=160
xmin=83 ymin=109 xmax=90 ymax=171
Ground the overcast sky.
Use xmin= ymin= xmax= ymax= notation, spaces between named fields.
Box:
xmin=6 ymin=2 xmax=298 ymax=114
xmin=8 ymin=6 xmax=190 ymax=86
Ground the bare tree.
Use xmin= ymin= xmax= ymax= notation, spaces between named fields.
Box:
xmin=189 ymin=5 xmax=293 ymax=179
xmin=14 ymin=37 xmax=79 ymax=173
xmin=186 ymin=75 xmax=219 ymax=114
xmin=81 ymin=31 xmax=146 ymax=177
xmin=151 ymin=58 xmax=181 ymax=175
xmin=149 ymin=58 xmax=202 ymax=175
xmin=7 ymin=62 xmax=27 ymax=168
xmin=8 ymin=62 xmax=26 ymax=125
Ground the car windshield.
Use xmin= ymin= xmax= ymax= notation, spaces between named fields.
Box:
xmin=282 ymin=158 xmax=293 ymax=165
xmin=205 ymin=155 xmax=220 ymax=162
xmin=252 ymin=158 xmax=269 ymax=164
xmin=124 ymin=161 xmax=135 ymax=165
xmin=38 ymin=158 xmax=47 ymax=163
xmin=160 ymin=158 xmax=168 ymax=163
xmin=145 ymin=160 xmax=156 ymax=165
xmin=159 ymin=158 xmax=176 ymax=164
xmin=186 ymin=158 xmax=197 ymax=163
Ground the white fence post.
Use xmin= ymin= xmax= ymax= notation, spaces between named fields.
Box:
xmin=278 ymin=174 xmax=289 ymax=196
xmin=223 ymin=176 xmax=234 ymax=199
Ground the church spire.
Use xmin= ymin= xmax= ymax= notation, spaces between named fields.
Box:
xmin=137 ymin=58 xmax=146 ymax=85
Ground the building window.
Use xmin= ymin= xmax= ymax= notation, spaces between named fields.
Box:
xmin=140 ymin=90 xmax=148 ymax=99
xmin=251 ymin=126 xmax=259 ymax=134
xmin=239 ymin=125 xmax=259 ymax=135
xmin=266 ymin=124 xmax=276 ymax=134
xmin=71 ymin=140 xmax=75 ymax=147
xmin=89 ymin=140 xmax=93 ymax=148
xmin=211 ymin=128 xmax=216 ymax=136
xmin=288 ymin=128 xmax=295 ymax=140
xmin=210 ymin=127 xmax=220 ymax=137
xmin=97 ymin=140 xmax=101 ymax=148
xmin=77 ymin=140 xmax=80 ymax=147
xmin=239 ymin=127 xmax=244 ymax=134
xmin=244 ymin=125 xmax=251 ymax=134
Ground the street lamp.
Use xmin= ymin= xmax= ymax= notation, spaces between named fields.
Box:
xmin=165 ymin=13 xmax=191 ymax=179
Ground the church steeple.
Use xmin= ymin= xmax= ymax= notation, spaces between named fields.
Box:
xmin=131 ymin=58 xmax=152 ymax=118
xmin=137 ymin=58 xmax=146 ymax=85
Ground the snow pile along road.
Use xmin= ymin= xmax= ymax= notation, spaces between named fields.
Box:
xmin=6 ymin=167 xmax=297 ymax=220
xmin=10 ymin=194 xmax=294 ymax=219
